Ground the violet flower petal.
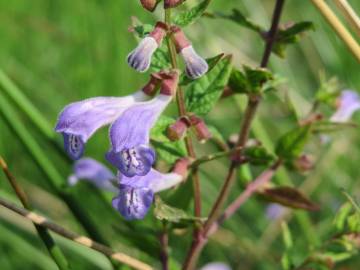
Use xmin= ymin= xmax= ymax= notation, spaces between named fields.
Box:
xmin=265 ymin=203 xmax=286 ymax=220
xmin=112 ymin=185 xmax=154 ymax=220
xmin=118 ymin=168 xmax=183 ymax=193
xmin=106 ymin=145 xmax=156 ymax=177
xmin=112 ymin=168 xmax=182 ymax=220
xmin=106 ymin=94 xmax=172 ymax=176
xmin=55 ymin=91 xmax=149 ymax=160
xmin=68 ymin=158 xmax=117 ymax=192
xmin=330 ymin=90 xmax=360 ymax=122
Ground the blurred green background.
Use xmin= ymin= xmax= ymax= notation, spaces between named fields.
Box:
xmin=0 ymin=0 xmax=359 ymax=269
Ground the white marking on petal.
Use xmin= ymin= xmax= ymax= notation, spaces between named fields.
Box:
xmin=180 ymin=46 xmax=208 ymax=79
xmin=127 ymin=37 xmax=158 ymax=72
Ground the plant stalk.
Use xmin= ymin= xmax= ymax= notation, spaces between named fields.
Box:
xmin=182 ymin=1 xmax=286 ymax=269
xmin=0 ymin=156 xmax=71 ymax=270
xmin=164 ymin=8 xmax=202 ymax=218
xmin=311 ymin=0 xmax=360 ymax=62
xmin=0 ymin=196 xmax=153 ymax=270
xmin=334 ymin=0 xmax=360 ymax=37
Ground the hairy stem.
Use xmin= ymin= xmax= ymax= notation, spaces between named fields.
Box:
xmin=190 ymin=146 xmax=243 ymax=168
xmin=208 ymin=159 xmax=282 ymax=235
xmin=0 ymin=156 xmax=71 ymax=270
xmin=159 ymin=223 xmax=169 ymax=270
xmin=164 ymin=8 xmax=202 ymax=218
xmin=182 ymin=1 xmax=286 ymax=269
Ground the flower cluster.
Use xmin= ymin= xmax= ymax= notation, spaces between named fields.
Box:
xmin=55 ymin=0 xmax=208 ymax=221
xmin=55 ymin=70 xmax=191 ymax=220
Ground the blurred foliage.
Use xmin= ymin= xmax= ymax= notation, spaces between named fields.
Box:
xmin=0 ymin=0 xmax=360 ymax=270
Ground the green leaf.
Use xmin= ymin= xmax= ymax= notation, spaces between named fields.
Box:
xmin=277 ymin=22 xmax=315 ymax=43
xmin=133 ymin=24 xmax=154 ymax=38
xmin=261 ymin=186 xmax=320 ymax=211
xmin=334 ymin=202 xmax=353 ymax=232
xmin=228 ymin=66 xmax=274 ymax=95
xmin=228 ymin=68 xmax=248 ymax=94
xmin=315 ymin=76 xmax=340 ymax=105
xmin=272 ymin=21 xmax=314 ymax=58
xmin=173 ymin=0 xmax=212 ymax=27
xmin=347 ymin=213 xmax=360 ymax=233
xmin=244 ymin=65 xmax=273 ymax=94
xmin=165 ymin=176 xmax=193 ymax=211
xmin=151 ymin=46 xmax=171 ymax=72
xmin=275 ymin=125 xmax=312 ymax=160
xmin=154 ymin=196 xmax=205 ymax=225
xmin=151 ymin=116 xmax=187 ymax=164
xmin=244 ymin=145 xmax=274 ymax=166
xmin=284 ymin=91 xmax=300 ymax=123
xmin=281 ymin=222 xmax=294 ymax=270
xmin=185 ymin=55 xmax=233 ymax=116
xmin=217 ymin=9 xmax=263 ymax=33
xmin=281 ymin=222 xmax=293 ymax=249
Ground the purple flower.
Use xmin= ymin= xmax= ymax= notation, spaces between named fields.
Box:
xmin=55 ymin=90 xmax=149 ymax=160
xmin=199 ymin=262 xmax=231 ymax=270
xmin=112 ymin=168 xmax=183 ymax=220
xmin=265 ymin=203 xmax=286 ymax=220
xmin=106 ymin=93 xmax=172 ymax=177
xmin=68 ymin=158 xmax=117 ymax=192
xmin=181 ymin=46 xmax=209 ymax=79
xmin=171 ymin=26 xmax=208 ymax=79
xmin=330 ymin=90 xmax=360 ymax=122
xmin=128 ymin=22 xmax=168 ymax=72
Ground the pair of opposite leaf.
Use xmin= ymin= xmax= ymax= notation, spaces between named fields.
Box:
xmin=128 ymin=22 xmax=209 ymax=80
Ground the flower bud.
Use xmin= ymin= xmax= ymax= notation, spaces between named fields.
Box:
xmin=142 ymin=73 xmax=162 ymax=96
xmin=140 ymin=0 xmax=159 ymax=11
xmin=159 ymin=69 xmax=180 ymax=96
xmin=167 ymin=117 xmax=190 ymax=141
xmin=172 ymin=158 xmax=191 ymax=179
xmin=127 ymin=22 xmax=168 ymax=73
xmin=164 ymin=0 xmax=186 ymax=9
xmin=171 ymin=26 xmax=208 ymax=79
xmin=189 ymin=115 xmax=212 ymax=143
xmin=293 ymin=154 xmax=315 ymax=173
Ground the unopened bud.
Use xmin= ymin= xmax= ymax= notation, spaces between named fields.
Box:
xmin=172 ymin=158 xmax=190 ymax=179
xmin=159 ymin=69 xmax=180 ymax=96
xmin=140 ymin=0 xmax=159 ymax=12
xmin=142 ymin=73 xmax=162 ymax=96
xmin=293 ymin=154 xmax=315 ymax=173
xmin=164 ymin=0 xmax=186 ymax=9
xmin=170 ymin=26 xmax=191 ymax=53
xmin=189 ymin=115 xmax=212 ymax=143
xmin=167 ymin=117 xmax=190 ymax=141
xmin=149 ymin=22 xmax=168 ymax=45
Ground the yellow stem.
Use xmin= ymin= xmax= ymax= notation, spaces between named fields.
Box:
xmin=334 ymin=0 xmax=360 ymax=38
xmin=311 ymin=0 xmax=360 ymax=62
